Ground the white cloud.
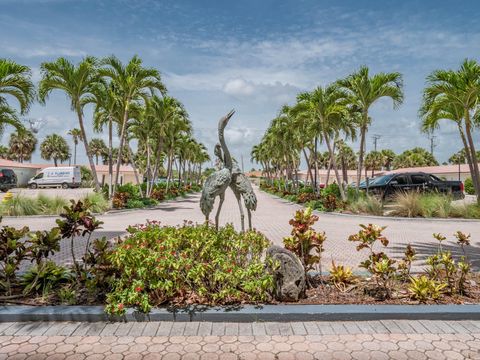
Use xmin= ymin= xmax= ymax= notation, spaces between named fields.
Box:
xmin=223 ymin=78 xmax=255 ymax=96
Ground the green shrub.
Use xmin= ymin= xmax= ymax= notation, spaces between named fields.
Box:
xmin=21 ymin=261 xmax=72 ymax=296
xmin=125 ymin=199 xmax=145 ymax=209
xmin=419 ymin=194 xmax=452 ymax=218
xmin=81 ymin=192 xmax=109 ymax=213
xmin=105 ymin=223 xmax=273 ymax=314
xmin=322 ymin=183 xmax=341 ymax=199
xmin=464 ymin=178 xmax=475 ymax=195
xmin=37 ymin=194 xmax=68 ymax=215
xmin=389 ymin=192 xmax=423 ymax=217
xmin=347 ymin=196 xmax=383 ymax=216
xmin=1 ymin=195 xmax=40 ymax=216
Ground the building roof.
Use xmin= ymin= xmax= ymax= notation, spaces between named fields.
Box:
xmin=0 ymin=158 xmax=136 ymax=173
xmin=385 ymin=163 xmax=476 ymax=175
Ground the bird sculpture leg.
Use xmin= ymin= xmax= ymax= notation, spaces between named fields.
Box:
xmin=215 ymin=193 xmax=225 ymax=230
xmin=247 ymin=208 xmax=252 ymax=231
xmin=235 ymin=193 xmax=245 ymax=232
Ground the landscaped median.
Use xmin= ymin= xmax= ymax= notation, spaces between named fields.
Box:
xmin=0 ymin=183 xmax=202 ymax=216
xmin=1 ymin=200 xmax=479 ymax=317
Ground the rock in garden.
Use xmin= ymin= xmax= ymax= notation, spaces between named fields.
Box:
xmin=266 ymin=245 xmax=306 ymax=301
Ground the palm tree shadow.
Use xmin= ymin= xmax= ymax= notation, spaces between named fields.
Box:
xmin=391 ymin=241 xmax=480 ymax=272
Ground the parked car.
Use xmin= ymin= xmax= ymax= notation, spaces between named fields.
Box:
xmin=28 ymin=166 xmax=81 ymax=189
xmin=0 ymin=168 xmax=17 ymax=192
xmin=359 ymin=172 xmax=465 ymax=200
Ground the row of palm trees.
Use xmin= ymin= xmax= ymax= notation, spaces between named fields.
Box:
xmin=0 ymin=56 xmax=210 ymax=199
xmin=252 ymin=60 xmax=480 ymax=205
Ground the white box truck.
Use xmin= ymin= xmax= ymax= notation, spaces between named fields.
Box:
xmin=28 ymin=166 xmax=82 ymax=189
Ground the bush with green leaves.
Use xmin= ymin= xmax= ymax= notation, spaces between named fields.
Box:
xmin=283 ymin=207 xmax=326 ymax=281
xmin=105 ymin=222 xmax=274 ymax=314
xmin=464 ymin=177 xmax=475 ymax=195
xmin=348 ymin=224 xmax=397 ymax=299
xmin=21 ymin=261 xmax=72 ymax=296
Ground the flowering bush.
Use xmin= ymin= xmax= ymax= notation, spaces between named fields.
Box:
xmin=105 ymin=222 xmax=274 ymax=314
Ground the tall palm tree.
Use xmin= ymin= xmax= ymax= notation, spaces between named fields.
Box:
xmin=0 ymin=59 xmax=35 ymax=136
xmin=89 ymin=138 xmax=107 ymax=165
xmin=99 ymin=55 xmax=165 ymax=195
xmin=337 ymin=66 xmax=403 ymax=189
xmin=38 ymin=57 xmax=101 ymax=190
xmin=421 ymin=59 xmax=480 ymax=203
xmin=294 ymin=84 xmax=352 ymax=200
xmin=8 ymin=130 xmax=37 ymax=163
xmin=380 ymin=149 xmax=396 ymax=170
xmin=88 ymin=81 xmax=122 ymax=198
xmin=40 ymin=134 xmax=70 ymax=167
xmin=67 ymin=128 xmax=82 ymax=165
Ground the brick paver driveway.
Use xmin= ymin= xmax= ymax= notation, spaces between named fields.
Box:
xmin=4 ymin=186 xmax=479 ymax=272
xmin=1 ymin=320 xmax=480 ymax=359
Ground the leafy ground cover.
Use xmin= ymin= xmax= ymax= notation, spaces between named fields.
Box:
xmin=0 ymin=201 xmax=478 ymax=312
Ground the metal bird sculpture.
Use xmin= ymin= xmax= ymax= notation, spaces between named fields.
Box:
xmin=200 ymin=110 xmax=235 ymax=229
xmin=229 ymin=160 xmax=257 ymax=231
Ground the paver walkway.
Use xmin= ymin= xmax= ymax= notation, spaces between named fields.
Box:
xmin=1 ymin=320 xmax=480 ymax=359
xmin=5 ymin=186 xmax=479 ymax=272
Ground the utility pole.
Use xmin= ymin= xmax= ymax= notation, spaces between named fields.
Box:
xmin=372 ymin=134 xmax=381 ymax=152
xmin=429 ymin=135 xmax=437 ymax=156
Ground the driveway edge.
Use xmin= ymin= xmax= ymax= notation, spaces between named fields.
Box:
xmin=2 ymin=304 xmax=480 ymax=322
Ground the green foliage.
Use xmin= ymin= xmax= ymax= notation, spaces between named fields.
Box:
xmin=1 ymin=195 xmax=40 ymax=216
xmin=408 ymin=275 xmax=446 ymax=303
xmin=21 ymin=261 xmax=72 ymax=296
xmin=37 ymin=194 xmax=69 ymax=215
xmin=322 ymin=183 xmax=341 ymax=199
xmin=58 ymin=286 xmax=77 ymax=305
xmin=348 ymin=224 xmax=396 ymax=299
xmin=397 ymin=244 xmax=416 ymax=281
xmin=464 ymin=178 xmax=475 ymax=195
xmin=329 ymin=261 xmax=355 ymax=287
xmin=389 ymin=192 xmax=423 ymax=217
xmin=56 ymin=200 xmax=104 ymax=278
xmin=283 ymin=207 xmax=326 ymax=279
xmin=347 ymin=195 xmax=383 ymax=216
xmin=425 ymin=232 xmax=473 ymax=295
xmin=81 ymin=192 xmax=109 ymax=213
xmin=105 ymin=222 xmax=273 ymax=314
xmin=126 ymin=199 xmax=145 ymax=209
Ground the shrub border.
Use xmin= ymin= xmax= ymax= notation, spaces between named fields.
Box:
xmin=262 ymin=189 xmax=480 ymax=223
xmin=1 ymin=304 xmax=480 ymax=322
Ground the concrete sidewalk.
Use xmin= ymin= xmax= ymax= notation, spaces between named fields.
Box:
xmin=1 ymin=320 xmax=480 ymax=359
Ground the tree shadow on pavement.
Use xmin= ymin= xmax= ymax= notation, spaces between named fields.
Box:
xmin=391 ymin=241 xmax=480 ymax=272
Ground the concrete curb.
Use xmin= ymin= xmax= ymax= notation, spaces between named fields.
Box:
xmin=2 ymin=304 xmax=480 ymax=322
xmin=261 ymin=190 xmax=480 ymax=223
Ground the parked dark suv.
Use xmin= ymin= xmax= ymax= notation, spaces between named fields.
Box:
xmin=0 ymin=168 xmax=17 ymax=192
xmin=359 ymin=172 xmax=465 ymax=201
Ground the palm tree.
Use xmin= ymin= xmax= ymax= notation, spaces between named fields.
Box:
xmin=364 ymin=151 xmax=384 ymax=177
xmin=99 ymin=55 xmax=165 ymax=195
xmin=38 ymin=57 xmax=101 ymax=190
xmin=40 ymin=134 xmax=70 ymax=166
xmin=337 ymin=66 xmax=403 ymax=189
xmin=392 ymin=147 xmax=438 ymax=169
xmin=89 ymin=138 xmax=107 ymax=165
xmin=294 ymin=84 xmax=352 ymax=199
xmin=420 ymin=59 xmax=480 ymax=203
xmin=89 ymin=81 xmax=121 ymax=198
xmin=0 ymin=59 xmax=35 ymax=136
xmin=381 ymin=149 xmax=396 ymax=170
xmin=8 ymin=130 xmax=37 ymax=163
xmin=67 ymin=128 xmax=82 ymax=165
xmin=0 ymin=145 xmax=9 ymax=159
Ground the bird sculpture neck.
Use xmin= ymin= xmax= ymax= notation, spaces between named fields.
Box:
xmin=218 ymin=111 xmax=234 ymax=171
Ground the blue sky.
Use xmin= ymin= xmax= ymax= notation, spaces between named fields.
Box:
xmin=1 ymin=0 xmax=479 ymax=168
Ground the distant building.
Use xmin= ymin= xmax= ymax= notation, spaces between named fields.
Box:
xmin=0 ymin=158 xmax=141 ymax=187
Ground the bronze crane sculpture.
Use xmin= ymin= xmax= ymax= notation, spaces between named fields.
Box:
xmin=200 ymin=110 xmax=257 ymax=231
xmin=200 ymin=110 xmax=235 ymax=229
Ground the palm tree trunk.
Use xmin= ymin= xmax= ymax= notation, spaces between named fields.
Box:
xmin=356 ymin=121 xmax=367 ymax=190
xmin=54 ymin=158 xmax=58 ymax=167
xmin=126 ymin=144 xmax=144 ymax=198
xmin=302 ymin=148 xmax=313 ymax=186
xmin=76 ymin=110 xmax=100 ymax=191
xmin=113 ymin=102 xmax=129 ymax=195
xmin=324 ymin=133 xmax=345 ymax=200
xmin=108 ymin=116 xmax=113 ymax=199
xmin=146 ymin=140 xmax=151 ymax=197
xmin=73 ymin=142 xmax=77 ymax=165
xmin=464 ymin=114 xmax=480 ymax=204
